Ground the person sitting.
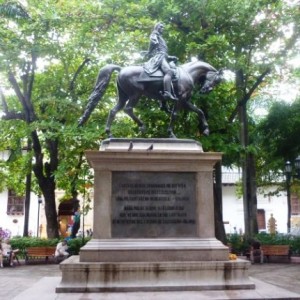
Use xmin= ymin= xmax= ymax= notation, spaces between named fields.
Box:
xmin=1 ymin=239 xmax=19 ymax=266
xmin=250 ymin=239 xmax=263 ymax=264
xmin=0 ymin=242 xmax=3 ymax=268
xmin=55 ymin=239 xmax=69 ymax=262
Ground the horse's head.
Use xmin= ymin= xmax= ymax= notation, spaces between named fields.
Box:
xmin=200 ymin=69 xmax=223 ymax=94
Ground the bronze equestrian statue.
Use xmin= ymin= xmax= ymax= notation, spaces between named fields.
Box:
xmin=79 ymin=23 xmax=223 ymax=138
xmin=78 ymin=60 xmax=223 ymax=138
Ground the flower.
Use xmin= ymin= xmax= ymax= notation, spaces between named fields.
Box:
xmin=0 ymin=227 xmax=12 ymax=240
xmin=229 ymin=253 xmax=237 ymax=260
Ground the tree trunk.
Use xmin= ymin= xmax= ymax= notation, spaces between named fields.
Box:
xmin=239 ymin=106 xmax=251 ymax=236
xmin=23 ymin=171 xmax=31 ymax=236
xmin=214 ymin=162 xmax=226 ymax=244
xmin=32 ymin=132 xmax=60 ymax=238
xmin=39 ymin=180 xmax=59 ymax=238
xmin=236 ymin=70 xmax=250 ymax=236
xmin=23 ymin=140 xmax=32 ymax=237
xmin=248 ymin=153 xmax=258 ymax=235
xmin=237 ymin=69 xmax=258 ymax=237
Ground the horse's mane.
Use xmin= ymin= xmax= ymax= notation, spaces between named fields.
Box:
xmin=184 ymin=60 xmax=217 ymax=71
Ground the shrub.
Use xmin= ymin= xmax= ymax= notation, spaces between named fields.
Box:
xmin=290 ymin=236 xmax=300 ymax=255
xmin=227 ymin=233 xmax=300 ymax=256
xmin=9 ymin=236 xmax=91 ymax=257
xmin=9 ymin=237 xmax=59 ymax=258
xmin=255 ymin=232 xmax=292 ymax=245
xmin=226 ymin=234 xmax=249 ymax=255
xmin=67 ymin=237 xmax=91 ymax=255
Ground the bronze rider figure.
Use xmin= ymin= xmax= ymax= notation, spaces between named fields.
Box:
xmin=144 ymin=22 xmax=178 ymax=101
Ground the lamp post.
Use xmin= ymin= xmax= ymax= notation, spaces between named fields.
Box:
xmin=285 ymin=156 xmax=300 ymax=233
xmin=37 ymin=195 xmax=42 ymax=237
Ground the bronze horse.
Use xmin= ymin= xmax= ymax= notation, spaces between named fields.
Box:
xmin=78 ymin=60 xmax=223 ymax=138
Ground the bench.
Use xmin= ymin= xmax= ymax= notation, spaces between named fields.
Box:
xmin=25 ymin=247 xmax=56 ymax=264
xmin=261 ymin=245 xmax=291 ymax=262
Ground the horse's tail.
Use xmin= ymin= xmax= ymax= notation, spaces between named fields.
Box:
xmin=78 ymin=64 xmax=121 ymax=126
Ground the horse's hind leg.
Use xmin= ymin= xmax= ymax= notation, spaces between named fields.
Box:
xmin=123 ymin=97 xmax=145 ymax=133
xmin=105 ymin=99 xmax=126 ymax=137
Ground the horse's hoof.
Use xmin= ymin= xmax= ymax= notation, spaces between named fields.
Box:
xmin=168 ymin=132 xmax=177 ymax=139
xmin=160 ymin=105 xmax=171 ymax=114
xmin=105 ymin=131 xmax=113 ymax=139
xmin=203 ymin=128 xmax=210 ymax=136
xmin=139 ymin=125 xmax=146 ymax=133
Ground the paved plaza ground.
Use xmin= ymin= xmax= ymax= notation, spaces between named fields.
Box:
xmin=0 ymin=259 xmax=300 ymax=299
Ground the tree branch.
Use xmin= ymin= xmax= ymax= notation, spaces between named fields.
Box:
xmin=47 ymin=139 xmax=59 ymax=175
xmin=9 ymin=65 xmax=36 ymax=122
xmin=8 ymin=71 xmax=32 ymax=121
xmin=27 ymin=48 xmax=37 ymax=102
xmin=1 ymin=85 xmax=26 ymax=120
xmin=69 ymin=58 xmax=91 ymax=101
xmin=0 ymin=86 xmax=9 ymax=113
xmin=70 ymin=152 xmax=84 ymax=196
xmin=228 ymin=67 xmax=271 ymax=123
xmin=31 ymin=130 xmax=45 ymax=183
xmin=1 ymin=111 xmax=26 ymax=120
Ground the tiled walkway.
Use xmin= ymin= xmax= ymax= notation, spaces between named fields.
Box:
xmin=0 ymin=259 xmax=300 ymax=299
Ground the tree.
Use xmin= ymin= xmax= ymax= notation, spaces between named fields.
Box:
xmin=256 ymin=99 xmax=300 ymax=176
xmin=1 ymin=0 xmax=299 ymax=240
xmin=198 ymin=0 xmax=298 ymax=237
xmin=141 ymin=0 xmax=299 ymax=237
xmin=256 ymin=98 xmax=300 ymax=232
xmin=0 ymin=0 xmax=156 ymax=238
xmin=0 ymin=1 xmax=106 ymax=237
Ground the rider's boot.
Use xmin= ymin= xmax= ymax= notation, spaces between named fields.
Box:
xmin=162 ymin=73 xmax=178 ymax=101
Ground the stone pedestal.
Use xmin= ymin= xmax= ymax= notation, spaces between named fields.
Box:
xmin=56 ymin=138 xmax=254 ymax=293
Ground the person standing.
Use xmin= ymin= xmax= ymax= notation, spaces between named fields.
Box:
xmin=71 ymin=208 xmax=81 ymax=239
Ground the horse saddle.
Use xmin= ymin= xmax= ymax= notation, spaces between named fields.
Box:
xmin=137 ymin=68 xmax=179 ymax=83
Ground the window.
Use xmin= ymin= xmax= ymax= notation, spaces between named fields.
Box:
xmin=257 ymin=209 xmax=266 ymax=230
xmin=7 ymin=190 xmax=25 ymax=215
xmin=291 ymin=195 xmax=300 ymax=215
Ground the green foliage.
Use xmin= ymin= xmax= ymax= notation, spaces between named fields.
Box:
xmin=255 ymin=232 xmax=291 ymax=244
xmin=9 ymin=236 xmax=90 ymax=257
xmin=9 ymin=237 xmax=59 ymax=258
xmin=257 ymin=99 xmax=300 ymax=162
xmin=10 ymin=236 xmax=59 ymax=248
xmin=67 ymin=237 xmax=91 ymax=255
xmin=256 ymin=98 xmax=300 ymax=190
xmin=0 ymin=1 xmax=30 ymax=20
xmin=0 ymin=0 xmax=299 ymax=236
xmin=227 ymin=233 xmax=300 ymax=255
xmin=255 ymin=233 xmax=300 ymax=255
xmin=227 ymin=233 xmax=249 ymax=255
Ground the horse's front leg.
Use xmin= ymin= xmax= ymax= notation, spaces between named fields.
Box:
xmin=185 ymin=101 xmax=209 ymax=136
xmin=167 ymin=105 xmax=179 ymax=138
xmin=159 ymin=100 xmax=172 ymax=114
xmin=123 ymin=98 xmax=146 ymax=134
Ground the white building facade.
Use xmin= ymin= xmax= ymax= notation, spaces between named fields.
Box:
xmin=222 ymin=168 xmax=300 ymax=235
xmin=0 ymin=165 xmax=298 ymax=238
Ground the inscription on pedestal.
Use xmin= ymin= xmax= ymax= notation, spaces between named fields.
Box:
xmin=111 ymin=172 xmax=197 ymax=238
